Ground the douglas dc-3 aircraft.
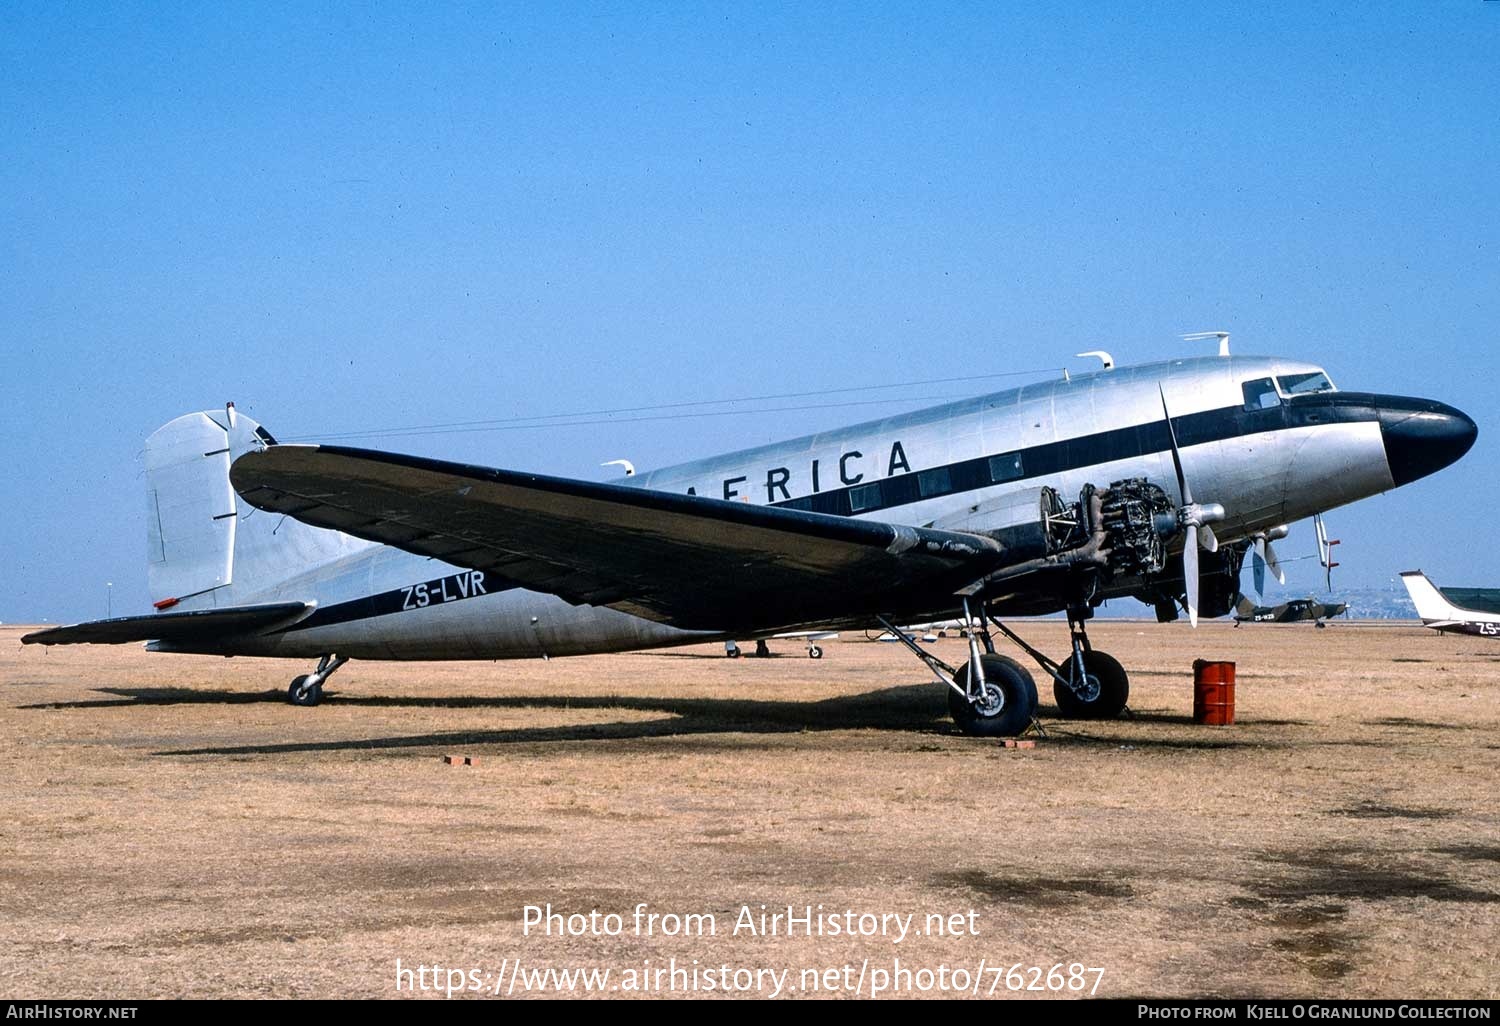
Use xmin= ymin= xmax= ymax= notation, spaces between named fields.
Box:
xmin=24 ymin=353 xmax=1477 ymax=736
xmin=1400 ymin=571 xmax=1500 ymax=639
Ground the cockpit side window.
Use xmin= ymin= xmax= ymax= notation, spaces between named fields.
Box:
xmin=1278 ymin=370 xmax=1335 ymax=396
xmin=1242 ymin=377 xmax=1281 ymax=411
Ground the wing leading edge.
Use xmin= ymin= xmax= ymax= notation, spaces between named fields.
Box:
xmin=230 ymin=445 xmax=1011 ymax=633
xmin=21 ymin=602 xmax=310 ymax=646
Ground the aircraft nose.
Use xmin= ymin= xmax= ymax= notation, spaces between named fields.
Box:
xmin=1378 ymin=397 xmax=1478 ymax=487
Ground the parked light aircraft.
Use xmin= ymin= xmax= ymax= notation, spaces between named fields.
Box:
xmin=1233 ymin=594 xmax=1347 ymax=628
xmin=24 ymin=353 xmax=1476 ymax=736
xmin=1399 ymin=571 xmax=1500 ymax=638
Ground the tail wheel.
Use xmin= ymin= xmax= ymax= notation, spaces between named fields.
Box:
xmin=949 ymin=654 xmax=1037 ymax=737
xmin=288 ymin=675 xmax=323 ymax=707
xmin=1052 ymin=650 xmax=1129 ymax=719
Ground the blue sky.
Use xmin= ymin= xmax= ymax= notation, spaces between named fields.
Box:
xmin=2 ymin=3 xmax=1496 ymax=622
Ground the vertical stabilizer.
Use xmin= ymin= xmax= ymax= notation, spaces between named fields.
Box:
xmin=1399 ymin=571 xmax=1467 ymax=623
xmin=146 ymin=407 xmax=368 ymax=609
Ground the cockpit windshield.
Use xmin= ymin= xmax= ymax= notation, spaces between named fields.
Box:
xmin=1242 ymin=377 xmax=1280 ymax=411
xmin=1278 ymin=370 xmax=1336 ymax=396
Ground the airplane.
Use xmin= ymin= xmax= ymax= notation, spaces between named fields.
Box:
xmin=1399 ymin=571 xmax=1500 ymax=638
xmin=725 ymin=631 xmax=837 ymax=659
xmin=1233 ymin=594 xmax=1347 ymax=628
xmin=22 ymin=352 xmax=1477 ymax=737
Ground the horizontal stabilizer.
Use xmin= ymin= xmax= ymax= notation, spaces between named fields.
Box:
xmin=230 ymin=445 xmax=1008 ymax=633
xmin=21 ymin=602 xmax=309 ymax=646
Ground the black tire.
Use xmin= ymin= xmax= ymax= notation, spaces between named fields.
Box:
xmin=948 ymin=654 xmax=1036 ymax=737
xmin=287 ymin=675 xmax=323 ymax=707
xmin=1052 ymin=650 xmax=1129 ymax=719
xmin=808 ymin=645 xmax=823 ymax=659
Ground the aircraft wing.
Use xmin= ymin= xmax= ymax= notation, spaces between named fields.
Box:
xmin=21 ymin=602 xmax=310 ymax=646
xmin=230 ymin=445 xmax=1011 ymax=633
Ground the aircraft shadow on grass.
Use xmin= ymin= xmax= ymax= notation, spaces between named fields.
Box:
xmin=20 ymin=683 xmax=1272 ymax=756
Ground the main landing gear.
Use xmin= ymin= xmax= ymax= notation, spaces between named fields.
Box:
xmin=877 ymin=597 xmax=1038 ymax=738
xmin=987 ymin=611 xmax=1129 ymax=721
xmin=878 ymin=599 xmax=1130 ymax=737
xmin=287 ymin=653 xmax=348 ymax=707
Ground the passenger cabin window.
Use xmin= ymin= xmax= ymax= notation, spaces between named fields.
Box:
xmin=1242 ymin=378 xmax=1281 ymax=411
xmin=1278 ymin=370 xmax=1335 ymax=396
xmin=989 ymin=453 xmax=1024 ymax=483
xmin=848 ymin=482 xmax=882 ymax=513
xmin=917 ymin=467 xmax=951 ymax=498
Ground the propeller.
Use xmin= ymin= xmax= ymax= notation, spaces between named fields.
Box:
xmin=1314 ymin=513 xmax=1340 ymax=591
xmin=1160 ymin=387 xmax=1227 ymax=627
xmin=1250 ymin=525 xmax=1289 ymax=596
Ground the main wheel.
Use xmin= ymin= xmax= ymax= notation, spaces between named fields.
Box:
xmin=808 ymin=645 xmax=823 ymax=659
xmin=287 ymin=675 xmax=323 ymax=707
xmin=1052 ymin=650 xmax=1129 ymax=719
xmin=948 ymin=654 xmax=1037 ymax=737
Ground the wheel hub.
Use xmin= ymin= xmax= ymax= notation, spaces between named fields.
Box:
xmin=970 ymin=681 xmax=1006 ymax=717
xmin=1069 ymin=671 xmax=1102 ymax=703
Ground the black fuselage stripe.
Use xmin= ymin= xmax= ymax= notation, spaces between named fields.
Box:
xmin=768 ymin=394 xmax=1377 ymax=518
xmin=280 ymin=394 xmax=1380 ymax=634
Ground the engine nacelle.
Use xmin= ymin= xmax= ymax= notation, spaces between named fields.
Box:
xmin=931 ymin=485 xmax=1066 ymax=564
xmin=966 ymin=478 xmax=1238 ymax=622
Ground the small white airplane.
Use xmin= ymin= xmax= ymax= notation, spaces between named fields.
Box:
xmin=1399 ymin=571 xmax=1500 ymax=638
xmin=25 ymin=351 xmax=1476 ymax=736
xmin=725 ymin=632 xmax=837 ymax=659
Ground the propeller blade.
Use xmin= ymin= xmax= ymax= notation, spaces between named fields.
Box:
xmin=1159 ymin=387 xmax=1191 ymax=505
xmin=1251 ymin=534 xmax=1285 ymax=595
xmin=1184 ymin=525 xmax=1200 ymax=628
xmin=1201 ymin=524 xmax=1219 ymax=553
xmin=1263 ymin=537 xmax=1285 ymax=585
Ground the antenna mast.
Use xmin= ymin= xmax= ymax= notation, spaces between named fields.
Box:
xmin=1181 ymin=331 xmax=1231 ymax=357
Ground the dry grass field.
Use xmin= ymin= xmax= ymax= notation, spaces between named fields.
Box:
xmin=1 ymin=621 xmax=1496 ymax=1000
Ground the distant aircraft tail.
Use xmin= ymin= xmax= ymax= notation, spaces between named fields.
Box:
xmin=146 ymin=406 xmax=367 ymax=611
xmin=1398 ymin=571 xmax=1466 ymax=624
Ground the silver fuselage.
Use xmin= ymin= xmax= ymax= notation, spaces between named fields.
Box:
xmin=163 ymin=355 xmax=1467 ymax=659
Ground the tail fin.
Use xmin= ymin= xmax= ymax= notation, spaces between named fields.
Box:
xmin=146 ymin=405 xmax=367 ymax=610
xmin=1399 ymin=571 xmax=1466 ymax=623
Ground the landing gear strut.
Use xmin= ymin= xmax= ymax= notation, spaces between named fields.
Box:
xmin=287 ymin=653 xmax=348 ymax=707
xmin=877 ymin=597 xmax=1039 ymax=738
xmin=985 ymin=607 xmax=1130 ymax=720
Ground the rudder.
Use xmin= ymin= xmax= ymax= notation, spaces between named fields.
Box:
xmin=146 ymin=405 xmax=364 ymax=610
